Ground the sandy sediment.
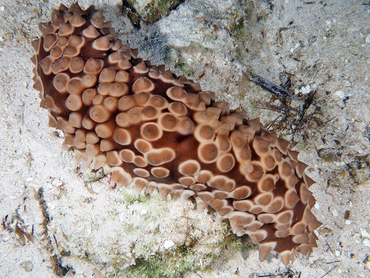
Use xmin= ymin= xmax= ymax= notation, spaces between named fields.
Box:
xmin=0 ymin=0 xmax=369 ymax=277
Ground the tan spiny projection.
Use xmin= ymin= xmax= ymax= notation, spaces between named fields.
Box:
xmin=31 ymin=3 xmax=321 ymax=265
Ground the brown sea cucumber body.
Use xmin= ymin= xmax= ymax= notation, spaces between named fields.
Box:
xmin=31 ymin=3 xmax=321 ymax=265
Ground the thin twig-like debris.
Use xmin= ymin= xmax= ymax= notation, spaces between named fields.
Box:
xmin=248 ymin=72 xmax=304 ymax=100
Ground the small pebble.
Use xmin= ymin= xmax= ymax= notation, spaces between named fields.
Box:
xmin=20 ymin=261 xmax=33 ymax=272
xmin=343 ymin=80 xmax=351 ymax=87
xmin=299 ymin=85 xmax=311 ymax=95
xmin=363 ymin=239 xmax=370 ymax=247
xmin=51 ymin=178 xmax=63 ymax=187
xmin=290 ymin=41 xmax=301 ymax=52
xmin=163 ymin=240 xmax=174 ymax=249
xmin=334 ymin=90 xmax=345 ymax=98
xmin=140 ymin=209 xmax=148 ymax=215
xmin=344 ymin=210 xmax=351 ymax=220
xmin=361 ymin=229 xmax=370 ymax=238
xmin=365 ymin=34 xmax=370 ymax=44
xmin=329 ymin=207 xmax=338 ymax=216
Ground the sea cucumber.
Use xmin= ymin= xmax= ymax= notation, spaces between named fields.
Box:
xmin=31 ymin=3 xmax=321 ymax=265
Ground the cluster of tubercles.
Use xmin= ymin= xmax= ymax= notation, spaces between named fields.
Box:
xmin=31 ymin=3 xmax=321 ymax=265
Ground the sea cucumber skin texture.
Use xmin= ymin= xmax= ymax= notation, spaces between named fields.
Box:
xmin=31 ymin=3 xmax=321 ymax=265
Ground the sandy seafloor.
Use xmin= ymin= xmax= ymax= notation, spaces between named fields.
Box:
xmin=1 ymin=0 xmax=370 ymax=277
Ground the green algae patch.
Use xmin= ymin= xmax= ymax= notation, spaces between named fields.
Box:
xmin=119 ymin=190 xmax=151 ymax=205
xmin=83 ymin=168 xmax=105 ymax=183
xmin=125 ymin=0 xmax=184 ymax=23
xmin=120 ymin=227 xmax=257 ymax=278
xmin=124 ymin=243 xmax=217 ymax=278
